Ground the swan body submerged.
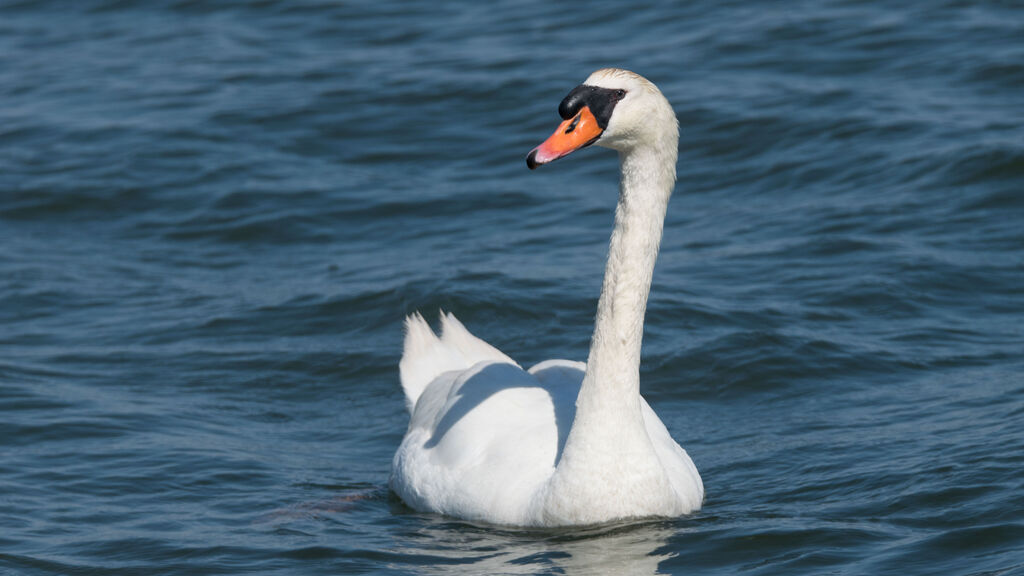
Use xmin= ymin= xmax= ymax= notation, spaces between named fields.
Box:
xmin=390 ymin=69 xmax=703 ymax=527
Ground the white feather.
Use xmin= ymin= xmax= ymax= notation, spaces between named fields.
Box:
xmin=398 ymin=311 xmax=517 ymax=414
xmin=390 ymin=69 xmax=703 ymax=526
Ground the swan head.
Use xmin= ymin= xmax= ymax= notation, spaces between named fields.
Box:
xmin=527 ymin=68 xmax=678 ymax=169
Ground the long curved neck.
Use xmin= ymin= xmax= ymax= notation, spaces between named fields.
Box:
xmin=541 ymin=138 xmax=678 ymax=523
xmin=552 ymin=141 xmax=675 ymax=457
xmin=580 ymin=144 xmax=675 ymax=409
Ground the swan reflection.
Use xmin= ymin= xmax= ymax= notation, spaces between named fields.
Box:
xmin=398 ymin=517 xmax=679 ymax=576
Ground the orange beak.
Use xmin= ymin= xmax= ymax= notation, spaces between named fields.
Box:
xmin=527 ymin=106 xmax=604 ymax=169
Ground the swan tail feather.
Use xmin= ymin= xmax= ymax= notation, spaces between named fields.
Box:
xmin=439 ymin=311 xmax=518 ymax=367
xmin=399 ymin=311 xmax=517 ymax=413
xmin=400 ymin=312 xmax=453 ymax=413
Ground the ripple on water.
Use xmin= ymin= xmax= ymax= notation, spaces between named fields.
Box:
xmin=1 ymin=0 xmax=1023 ymax=575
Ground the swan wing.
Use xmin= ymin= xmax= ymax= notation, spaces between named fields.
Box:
xmin=639 ymin=399 xmax=705 ymax=512
xmin=391 ymin=360 xmax=563 ymax=525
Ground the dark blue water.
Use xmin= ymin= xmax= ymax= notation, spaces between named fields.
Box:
xmin=2 ymin=1 xmax=1023 ymax=574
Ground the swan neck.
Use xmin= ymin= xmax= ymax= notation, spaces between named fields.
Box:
xmin=580 ymin=144 xmax=676 ymax=404
xmin=540 ymin=142 xmax=677 ymax=523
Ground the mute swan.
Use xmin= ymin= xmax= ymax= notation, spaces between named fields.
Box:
xmin=390 ymin=69 xmax=703 ymax=526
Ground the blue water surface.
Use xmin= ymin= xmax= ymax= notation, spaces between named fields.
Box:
xmin=1 ymin=1 xmax=1023 ymax=574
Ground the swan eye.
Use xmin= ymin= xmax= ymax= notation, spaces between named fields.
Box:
xmin=564 ymin=113 xmax=581 ymax=134
xmin=614 ymin=89 xmax=626 ymax=100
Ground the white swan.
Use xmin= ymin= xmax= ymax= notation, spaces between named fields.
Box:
xmin=390 ymin=69 xmax=703 ymax=527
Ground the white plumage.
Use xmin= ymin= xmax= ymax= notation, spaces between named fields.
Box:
xmin=390 ymin=69 xmax=703 ymax=527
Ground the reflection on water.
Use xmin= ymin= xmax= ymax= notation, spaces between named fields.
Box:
xmin=398 ymin=517 xmax=679 ymax=576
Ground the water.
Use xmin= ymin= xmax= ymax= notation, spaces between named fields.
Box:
xmin=1 ymin=1 xmax=1022 ymax=574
